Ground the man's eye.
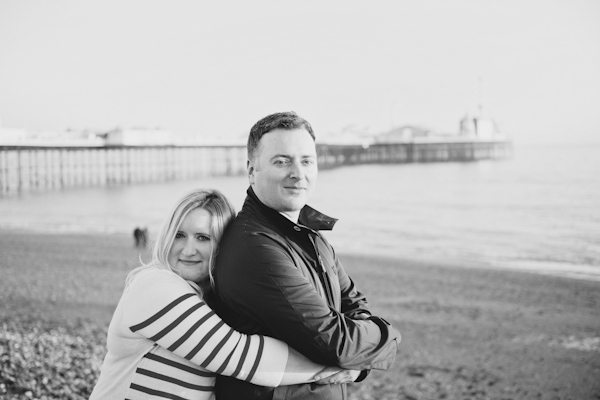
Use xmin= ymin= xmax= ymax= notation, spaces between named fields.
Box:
xmin=273 ymin=159 xmax=288 ymax=165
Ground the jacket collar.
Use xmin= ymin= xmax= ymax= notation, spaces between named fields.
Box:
xmin=243 ymin=187 xmax=337 ymax=232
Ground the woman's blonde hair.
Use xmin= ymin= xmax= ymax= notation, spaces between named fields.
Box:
xmin=127 ymin=189 xmax=236 ymax=294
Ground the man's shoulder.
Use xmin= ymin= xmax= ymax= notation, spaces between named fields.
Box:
xmin=225 ymin=209 xmax=279 ymax=236
xmin=219 ymin=211 xmax=285 ymax=253
xmin=214 ymin=210 xmax=293 ymax=279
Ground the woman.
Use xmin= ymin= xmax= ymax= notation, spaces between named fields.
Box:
xmin=90 ymin=189 xmax=357 ymax=399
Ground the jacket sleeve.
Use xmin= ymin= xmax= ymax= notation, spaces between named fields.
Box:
xmin=332 ymin=251 xmax=373 ymax=319
xmin=216 ymin=232 xmax=400 ymax=371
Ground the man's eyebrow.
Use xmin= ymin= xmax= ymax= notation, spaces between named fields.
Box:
xmin=269 ymin=154 xmax=292 ymax=160
xmin=269 ymin=154 xmax=316 ymax=160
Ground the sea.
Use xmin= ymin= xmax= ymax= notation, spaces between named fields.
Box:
xmin=1 ymin=144 xmax=599 ymax=281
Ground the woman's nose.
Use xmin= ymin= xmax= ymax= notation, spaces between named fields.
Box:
xmin=181 ymin=239 xmax=197 ymax=255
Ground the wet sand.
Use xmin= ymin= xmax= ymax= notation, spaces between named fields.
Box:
xmin=1 ymin=230 xmax=599 ymax=399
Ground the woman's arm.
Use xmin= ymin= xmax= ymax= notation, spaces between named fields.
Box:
xmin=123 ymin=269 xmax=342 ymax=387
xmin=281 ymin=347 xmax=361 ymax=385
xmin=279 ymin=346 xmax=324 ymax=385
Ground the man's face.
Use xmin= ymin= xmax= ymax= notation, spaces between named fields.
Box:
xmin=249 ymin=128 xmax=318 ymax=215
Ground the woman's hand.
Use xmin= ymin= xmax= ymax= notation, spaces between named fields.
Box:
xmin=312 ymin=366 xmax=361 ymax=385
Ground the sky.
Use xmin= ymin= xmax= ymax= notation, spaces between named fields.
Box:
xmin=1 ymin=0 xmax=599 ymax=145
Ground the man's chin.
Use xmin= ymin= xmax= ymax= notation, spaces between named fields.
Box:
xmin=285 ymin=200 xmax=307 ymax=211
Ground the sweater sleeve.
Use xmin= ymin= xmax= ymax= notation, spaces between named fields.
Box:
xmin=122 ymin=268 xmax=289 ymax=387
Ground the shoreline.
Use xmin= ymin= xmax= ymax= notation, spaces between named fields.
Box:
xmin=3 ymin=226 xmax=600 ymax=283
xmin=1 ymin=230 xmax=600 ymax=399
xmin=341 ymin=248 xmax=600 ymax=283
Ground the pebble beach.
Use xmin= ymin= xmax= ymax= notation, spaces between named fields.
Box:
xmin=1 ymin=230 xmax=599 ymax=399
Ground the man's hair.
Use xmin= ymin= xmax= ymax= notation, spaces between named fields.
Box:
xmin=247 ymin=111 xmax=315 ymax=161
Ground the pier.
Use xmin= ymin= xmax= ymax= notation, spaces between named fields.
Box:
xmin=0 ymin=141 xmax=511 ymax=195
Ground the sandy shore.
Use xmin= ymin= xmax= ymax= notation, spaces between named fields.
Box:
xmin=1 ymin=230 xmax=599 ymax=399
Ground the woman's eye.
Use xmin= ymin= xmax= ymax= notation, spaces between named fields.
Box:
xmin=197 ymin=235 xmax=210 ymax=241
xmin=175 ymin=232 xmax=184 ymax=239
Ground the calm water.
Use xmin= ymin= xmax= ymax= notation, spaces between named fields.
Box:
xmin=1 ymin=145 xmax=599 ymax=279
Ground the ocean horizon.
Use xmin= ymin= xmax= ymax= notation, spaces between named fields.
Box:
xmin=1 ymin=143 xmax=599 ymax=281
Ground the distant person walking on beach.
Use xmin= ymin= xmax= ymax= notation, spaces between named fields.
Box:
xmin=133 ymin=226 xmax=148 ymax=248
xmin=90 ymin=189 xmax=343 ymax=400
xmin=212 ymin=111 xmax=401 ymax=400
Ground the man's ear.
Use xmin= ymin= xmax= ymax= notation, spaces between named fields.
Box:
xmin=247 ymin=160 xmax=255 ymax=185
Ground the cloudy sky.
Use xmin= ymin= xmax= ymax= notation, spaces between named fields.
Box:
xmin=1 ymin=0 xmax=599 ymax=145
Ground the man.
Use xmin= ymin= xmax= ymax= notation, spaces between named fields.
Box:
xmin=213 ymin=111 xmax=400 ymax=399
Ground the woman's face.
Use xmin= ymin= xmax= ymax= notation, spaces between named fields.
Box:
xmin=168 ymin=207 xmax=213 ymax=282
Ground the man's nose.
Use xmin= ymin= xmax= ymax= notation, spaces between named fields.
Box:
xmin=289 ymin=162 xmax=304 ymax=179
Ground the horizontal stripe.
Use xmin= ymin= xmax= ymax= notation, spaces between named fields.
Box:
xmin=143 ymin=352 xmax=215 ymax=377
xmin=247 ymin=335 xmax=264 ymax=382
xmin=201 ymin=326 xmax=235 ymax=368
xmin=135 ymin=368 xmax=213 ymax=391
xmin=129 ymin=383 xmax=188 ymax=400
xmin=185 ymin=320 xmax=225 ymax=360
xmin=130 ymin=293 xmax=196 ymax=332
xmin=231 ymin=335 xmax=251 ymax=379
xmin=148 ymin=302 xmax=203 ymax=342
xmin=167 ymin=309 xmax=215 ymax=352
xmin=215 ymin=335 xmax=242 ymax=375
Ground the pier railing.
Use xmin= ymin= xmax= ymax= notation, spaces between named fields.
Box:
xmin=0 ymin=141 xmax=511 ymax=195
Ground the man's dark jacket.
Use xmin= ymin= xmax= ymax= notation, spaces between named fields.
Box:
xmin=212 ymin=188 xmax=401 ymax=400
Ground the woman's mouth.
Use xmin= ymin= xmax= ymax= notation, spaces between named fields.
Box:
xmin=179 ymin=259 xmax=201 ymax=266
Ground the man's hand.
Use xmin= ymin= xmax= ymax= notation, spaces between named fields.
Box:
xmin=312 ymin=366 xmax=361 ymax=385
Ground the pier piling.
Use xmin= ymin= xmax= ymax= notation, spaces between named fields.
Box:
xmin=0 ymin=141 xmax=511 ymax=195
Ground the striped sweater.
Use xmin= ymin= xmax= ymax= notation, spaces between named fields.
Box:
xmin=90 ymin=268 xmax=288 ymax=400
